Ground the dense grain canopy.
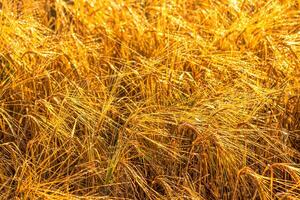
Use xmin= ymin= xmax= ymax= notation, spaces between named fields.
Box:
xmin=0 ymin=0 xmax=300 ymax=199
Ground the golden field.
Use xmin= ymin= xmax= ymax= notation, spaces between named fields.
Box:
xmin=0 ymin=0 xmax=300 ymax=199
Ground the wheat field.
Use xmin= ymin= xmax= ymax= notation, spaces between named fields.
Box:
xmin=0 ymin=0 xmax=300 ymax=199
